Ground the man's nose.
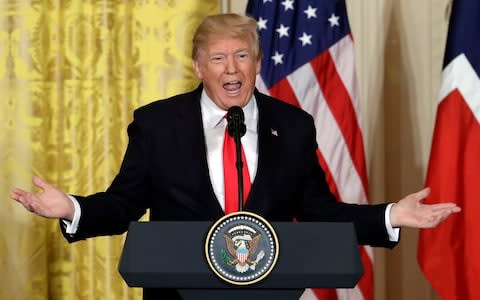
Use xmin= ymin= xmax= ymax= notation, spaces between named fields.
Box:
xmin=225 ymin=57 xmax=238 ymax=74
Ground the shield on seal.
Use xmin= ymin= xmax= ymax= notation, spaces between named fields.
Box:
xmin=204 ymin=211 xmax=279 ymax=285
xmin=236 ymin=246 xmax=248 ymax=263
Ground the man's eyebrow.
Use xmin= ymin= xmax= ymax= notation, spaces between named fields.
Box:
xmin=235 ymin=48 xmax=250 ymax=53
xmin=208 ymin=49 xmax=250 ymax=57
xmin=209 ymin=52 xmax=225 ymax=57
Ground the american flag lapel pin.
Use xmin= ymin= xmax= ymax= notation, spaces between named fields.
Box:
xmin=271 ymin=128 xmax=278 ymax=137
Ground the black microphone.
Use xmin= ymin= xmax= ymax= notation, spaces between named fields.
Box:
xmin=226 ymin=106 xmax=246 ymax=211
xmin=226 ymin=106 xmax=246 ymax=138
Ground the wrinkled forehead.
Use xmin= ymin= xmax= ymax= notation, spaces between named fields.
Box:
xmin=196 ymin=35 xmax=255 ymax=56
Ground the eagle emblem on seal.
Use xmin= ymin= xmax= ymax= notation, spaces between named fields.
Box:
xmin=205 ymin=212 xmax=279 ymax=285
xmin=223 ymin=228 xmax=265 ymax=273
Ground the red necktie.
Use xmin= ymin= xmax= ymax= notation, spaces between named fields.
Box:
xmin=223 ymin=127 xmax=251 ymax=214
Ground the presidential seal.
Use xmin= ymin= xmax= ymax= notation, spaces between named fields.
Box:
xmin=205 ymin=211 xmax=279 ymax=285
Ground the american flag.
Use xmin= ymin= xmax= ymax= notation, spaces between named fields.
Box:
xmin=246 ymin=1 xmax=373 ymax=300
xmin=418 ymin=0 xmax=480 ymax=299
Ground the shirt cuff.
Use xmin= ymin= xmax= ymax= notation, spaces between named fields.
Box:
xmin=385 ymin=203 xmax=400 ymax=242
xmin=62 ymin=196 xmax=81 ymax=234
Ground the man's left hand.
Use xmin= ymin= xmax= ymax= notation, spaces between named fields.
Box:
xmin=390 ymin=187 xmax=461 ymax=228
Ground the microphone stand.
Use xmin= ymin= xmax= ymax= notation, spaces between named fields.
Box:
xmin=227 ymin=106 xmax=246 ymax=212
xmin=232 ymin=127 xmax=244 ymax=212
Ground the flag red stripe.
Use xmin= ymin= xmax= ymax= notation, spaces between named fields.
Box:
xmin=418 ymin=89 xmax=480 ymax=299
xmin=309 ymin=51 xmax=368 ymax=193
xmin=357 ymin=246 xmax=374 ymax=300
xmin=316 ymin=149 xmax=341 ymax=202
xmin=268 ymin=77 xmax=302 ymax=108
xmin=313 ymin=287 xmax=339 ymax=300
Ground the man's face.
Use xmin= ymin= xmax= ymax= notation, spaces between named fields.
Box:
xmin=192 ymin=36 xmax=261 ymax=110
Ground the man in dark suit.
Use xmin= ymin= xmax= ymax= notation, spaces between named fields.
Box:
xmin=11 ymin=13 xmax=460 ymax=299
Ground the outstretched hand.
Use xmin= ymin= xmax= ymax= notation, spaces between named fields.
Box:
xmin=10 ymin=176 xmax=74 ymax=221
xmin=390 ymin=187 xmax=461 ymax=228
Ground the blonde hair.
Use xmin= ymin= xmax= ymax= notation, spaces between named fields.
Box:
xmin=192 ymin=13 xmax=261 ymax=61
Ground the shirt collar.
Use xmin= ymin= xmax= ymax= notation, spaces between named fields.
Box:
xmin=200 ymin=89 xmax=258 ymax=131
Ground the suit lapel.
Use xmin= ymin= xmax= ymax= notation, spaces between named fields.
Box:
xmin=172 ymin=86 xmax=224 ymax=217
xmin=246 ymin=92 xmax=277 ymax=211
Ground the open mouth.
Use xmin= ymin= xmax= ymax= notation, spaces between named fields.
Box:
xmin=223 ymin=81 xmax=242 ymax=95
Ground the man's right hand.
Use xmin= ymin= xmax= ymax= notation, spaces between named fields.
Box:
xmin=10 ymin=176 xmax=74 ymax=221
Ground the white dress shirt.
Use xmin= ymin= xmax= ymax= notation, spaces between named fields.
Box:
xmin=200 ymin=90 xmax=258 ymax=211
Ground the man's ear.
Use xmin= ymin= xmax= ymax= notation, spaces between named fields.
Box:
xmin=192 ymin=60 xmax=203 ymax=79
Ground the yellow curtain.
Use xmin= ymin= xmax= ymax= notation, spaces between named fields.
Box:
xmin=0 ymin=1 xmax=219 ymax=299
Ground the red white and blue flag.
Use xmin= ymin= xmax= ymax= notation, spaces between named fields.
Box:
xmin=417 ymin=0 xmax=480 ymax=299
xmin=246 ymin=1 xmax=373 ymax=300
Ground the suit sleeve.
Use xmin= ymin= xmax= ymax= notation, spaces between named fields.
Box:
xmin=61 ymin=111 xmax=151 ymax=242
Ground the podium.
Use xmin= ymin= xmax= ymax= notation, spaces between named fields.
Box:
xmin=119 ymin=221 xmax=363 ymax=300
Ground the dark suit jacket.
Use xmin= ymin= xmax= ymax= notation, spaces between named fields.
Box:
xmin=61 ymin=85 xmax=396 ymax=298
